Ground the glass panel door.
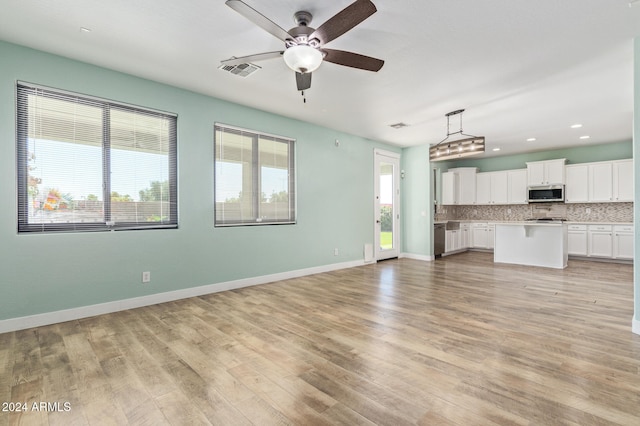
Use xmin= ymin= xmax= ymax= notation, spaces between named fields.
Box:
xmin=375 ymin=150 xmax=400 ymax=260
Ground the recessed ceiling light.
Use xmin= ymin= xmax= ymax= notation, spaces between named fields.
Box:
xmin=492 ymin=147 xmax=501 ymax=152
xmin=579 ymin=135 xmax=590 ymax=140
xmin=80 ymin=27 xmax=92 ymax=33
xmin=526 ymin=138 xmax=536 ymax=142
xmin=570 ymin=124 xmax=583 ymax=129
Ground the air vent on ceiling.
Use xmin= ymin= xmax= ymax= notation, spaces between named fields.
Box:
xmin=218 ymin=62 xmax=261 ymax=77
xmin=389 ymin=122 xmax=409 ymax=129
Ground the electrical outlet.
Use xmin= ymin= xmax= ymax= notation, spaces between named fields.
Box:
xmin=334 ymin=248 xmax=339 ymax=256
xmin=142 ymin=271 xmax=151 ymax=283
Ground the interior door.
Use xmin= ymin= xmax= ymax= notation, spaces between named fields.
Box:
xmin=374 ymin=149 xmax=400 ymax=260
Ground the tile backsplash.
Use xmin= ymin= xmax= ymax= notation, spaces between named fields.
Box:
xmin=436 ymin=202 xmax=633 ymax=223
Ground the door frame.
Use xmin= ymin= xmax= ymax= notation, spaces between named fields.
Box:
xmin=374 ymin=149 xmax=401 ymax=261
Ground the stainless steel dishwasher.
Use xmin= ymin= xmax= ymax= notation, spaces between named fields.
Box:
xmin=434 ymin=223 xmax=446 ymax=256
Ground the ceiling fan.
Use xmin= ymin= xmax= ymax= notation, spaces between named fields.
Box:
xmin=221 ymin=0 xmax=384 ymax=93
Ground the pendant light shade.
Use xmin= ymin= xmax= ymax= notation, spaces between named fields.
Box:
xmin=283 ymin=45 xmax=323 ymax=74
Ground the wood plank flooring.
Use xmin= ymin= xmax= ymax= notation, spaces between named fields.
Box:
xmin=1 ymin=252 xmax=639 ymax=425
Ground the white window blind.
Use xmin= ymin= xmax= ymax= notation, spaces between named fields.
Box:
xmin=16 ymin=82 xmax=178 ymax=233
xmin=214 ymin=124 xmax=296 ymax=226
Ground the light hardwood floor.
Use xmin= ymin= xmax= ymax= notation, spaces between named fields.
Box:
xmin=1 ymin=252 xmax=639 ymax=425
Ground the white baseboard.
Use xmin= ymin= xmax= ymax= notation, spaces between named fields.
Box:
xmin=400 ymin=252 xmax=434 ymax=262
xmin=633 ymin=316 xmax=640 ymax=336
xmin=0 ymin=259 xmax=365 ymax=334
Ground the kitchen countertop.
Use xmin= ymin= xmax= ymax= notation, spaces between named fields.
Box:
xmin=435 ymin=220 xmax=633 ymax=225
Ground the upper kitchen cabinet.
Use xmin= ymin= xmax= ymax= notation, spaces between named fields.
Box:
xmin=476 ymin=171 xmax=508 ymax=205
xmin=442 ymin=167 xmax=477 ymax=205
xmin=565 ymin=159 xmax=633 ymax=203
xmin=526 ymin=159 xmax=566 ymax=185
xmin=507 ymin=169 xmax=528 ymax=204
xmin=565 ymin=164 xmax=589 ymax=203
xmin=613 ymin=159 xmax=633 ymax=201
xmin=589 ymin=162 xmax=614 ymax=202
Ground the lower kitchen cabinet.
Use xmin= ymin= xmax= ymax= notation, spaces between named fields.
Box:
xmin=613 ymin=225 xmax=634 ymax=260
xmin=588 ymin=225 xmax=613 ymax=258
xmin=460 ymin=223 xmax=470 ymax=249
xmin=569 ymin=223 xmax=633 ymax=261
xmin=471 ymin=223 xmax=495 ymax=249
xmin=445 ymin=229 xmax=459 ymax=253
xmin=567 ymin=224 xmax=588 ymax=256
xmin=445 ymin=223 xmax=471 ymax=254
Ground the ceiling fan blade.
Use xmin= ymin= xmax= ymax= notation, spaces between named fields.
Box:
xmin=322 ymin=49 xmax=384 ymax=72
xmin=309 ymin=0 xmax=377 ymax=45
xmin=221 ymin=51 xmax=284 ymax=66
xmin=225 ymin=0 xmax=291 ymax=42
xmin=296 ymin=72 xmax=312 ymax=91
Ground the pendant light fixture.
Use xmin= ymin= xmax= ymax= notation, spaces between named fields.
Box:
xmin=429 ymin=109 xmax=485 ymax=162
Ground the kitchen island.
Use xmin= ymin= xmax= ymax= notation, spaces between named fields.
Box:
xmin=494 ymin=221 xmax=568 ymax=269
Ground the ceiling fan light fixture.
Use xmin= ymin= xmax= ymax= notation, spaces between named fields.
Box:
xmin=283 ymin=45 xmax=323 ymax=73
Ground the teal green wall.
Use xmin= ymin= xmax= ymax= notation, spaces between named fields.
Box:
xmin=401 ymin=145 xmax=432 ymax=257
xmin=634 ymin=37 xmax=639 ymax=330
xmin=446 ymin=140 xmax=632 ymax=173
xmin=0 ymin=41 xmax=400 ymax=321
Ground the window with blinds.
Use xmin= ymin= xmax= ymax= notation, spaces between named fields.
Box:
xmin=214 ymin=124 xmax=296 ymax=226
xmin=16 ymin=82 xmax=178 ymax=233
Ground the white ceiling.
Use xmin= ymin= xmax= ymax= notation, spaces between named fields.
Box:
xmin=1 ymin=0 xmax=640 ymax=157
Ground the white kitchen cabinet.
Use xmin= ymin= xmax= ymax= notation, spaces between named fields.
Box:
xmin=565 ymin=159 xmax=633 ymax=203
xmin=588 ymin=162 xmax=613 ymax=202
xmin=565 ymin=164 xmax=589 ymax=203
xmin=471 ymin=223 xmax=487 ymax=248
xmin=487 ymin=224 xmax=495 ymax=249
xmin=588 ymin=224 xmax=613 ymax=258
xmin=457 ymin=168 xmax=477 ymax=205
xmin=442 ymin=167 xmax=477 ymax=205
xmin=476 ymin=171 xmax=508 ymax=205
xmin=442 ymin=171 xmax=457 ymax=205
xmin=567 ymin=224 xmax=588 ymax=256
xmin=460 ymin=223 xmax=470 ymax=249
xmin=445 ymin=229 xmax=459 ymax=253
xmin=507 ymin=169 xmax=528 ymax=204
xmin=613 ymin=225 xmax=634 ymax=260
xmin=475 ymin=173 xmax=491 ymax=205
xmin=613 ymin=160 xmax=633 ymax=202
xmin=526 ymin=159 xmax=566 ymax=185
xmin=445 ymin=224 xmax=471 ymax=254
xmin=471 ymin=222 xmax=494 ymax=249
xmin=491 ymin=172 xmax=508 ymax=204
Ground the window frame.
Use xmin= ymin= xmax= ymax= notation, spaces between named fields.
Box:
xmin=16 ymin=82 xmax=178 ymax=233
xmin=214 ymin=123 xmax=296 ymax=227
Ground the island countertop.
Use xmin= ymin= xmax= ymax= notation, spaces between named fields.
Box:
xmin=494 ymin=222 xmax=568 ymax=269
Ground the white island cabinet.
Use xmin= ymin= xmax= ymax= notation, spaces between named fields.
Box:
xmin=494 ymin=222 xmax=568 ymax=269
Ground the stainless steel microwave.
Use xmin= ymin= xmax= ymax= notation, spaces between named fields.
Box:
xmin=527 ymin=184 xmax=565 ymax=203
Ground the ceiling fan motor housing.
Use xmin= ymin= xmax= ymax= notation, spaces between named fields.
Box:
xmin=293 ymin=11 xmax=313 ymax=26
